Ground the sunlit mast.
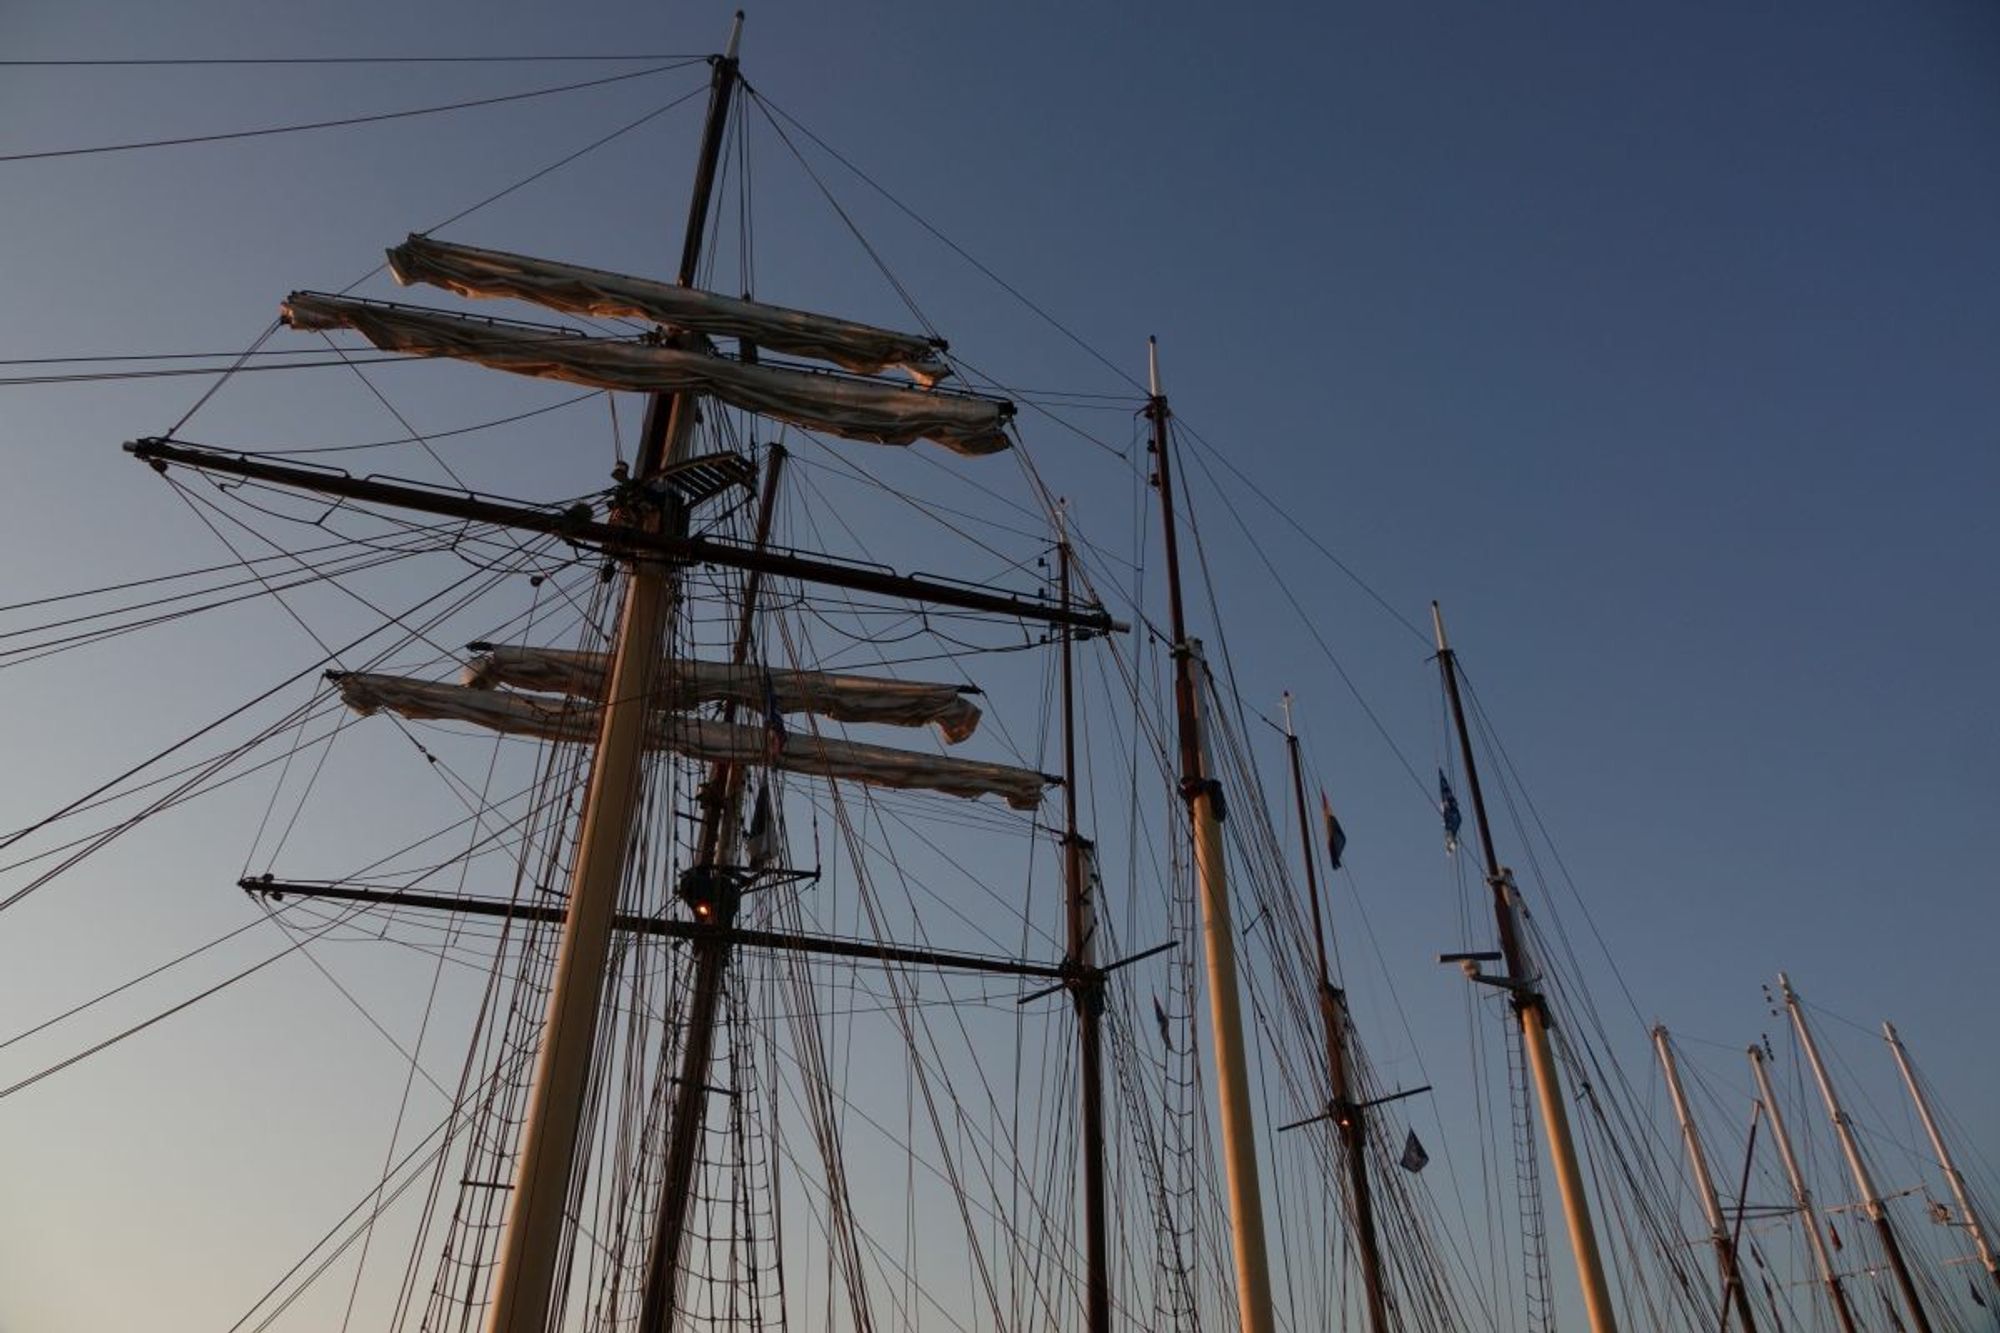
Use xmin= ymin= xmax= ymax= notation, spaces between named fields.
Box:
xmin=1779 ymin=972 xmax=1934 ymax=1333
xmin=1431 ymin=602 xmax=1620 ymax=1333
xmin=1146 ymin=338 xmax=1279 ymax=1333
xmin=1654 ymin=1025 xmax=1758 ymax=1331
xmin=1746 ymin=1042 xmax=1861 ymax=1333
xmin=485 ymin=16 xmax=745 ymax=1333
xmin=1883 ymin=1020 xmax=2000 ymax=1303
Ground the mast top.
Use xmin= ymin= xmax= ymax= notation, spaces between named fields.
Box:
xmin=725 ymin=11 xmax=745 ymax=61
xmin=1430 ymin=600 xmax=1450 ymax=654
xmin=1280 ymin=690 xmax=1295 ymax=738
xmin=1147 ymin=335 xmax=1162 ymax=399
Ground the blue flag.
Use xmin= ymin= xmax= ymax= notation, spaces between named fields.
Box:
xmin=1438 ymin=770 xmax=1462 ymax=853
xmin=1320 ymin=789 xmax=1346 ymax=871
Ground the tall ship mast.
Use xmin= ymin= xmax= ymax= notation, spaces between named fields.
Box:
xmin=1432 ymin=602 xmax=1620 ymax=1333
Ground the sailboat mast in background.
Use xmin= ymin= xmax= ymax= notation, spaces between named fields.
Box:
xmin=1653 ymin=1025 xmax=1758 ymax=1332
xmin=1279 ymin=695 xmax=1393 ymax=1333
xmin=1884 ymin=1020 xmax=2000 ymax=1301
xmin=1780 ymin=972 xmax=1935 ymax=1333
xmin=1746 ymin=1042 xmax=1863 ymax=1333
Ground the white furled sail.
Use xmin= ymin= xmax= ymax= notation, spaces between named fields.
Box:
xmin=332 ymin=672 xmax=1048 ymax=809
xmin=281 ymin=293 xmax=1012 ymax=457
xmin=461 ymin=645 xmax=983 ymax=744
xmin=388 ymin=234 xmax=953 ymax=386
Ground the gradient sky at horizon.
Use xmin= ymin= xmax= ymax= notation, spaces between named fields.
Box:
xmin=1 ymin=3 xmax=1996 ymax=1330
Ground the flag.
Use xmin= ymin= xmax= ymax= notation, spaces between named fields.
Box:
xmin=1399 ymin=1129 xmax=1430 ymax=1173
xmin=1438 ymin=770 xmax=1462 ymax=853
xmin=1320 ymin=789 xmax=1346 ymax=871
xmin=1969 ymin=1278 xmax=1987 ymax=1310
xmin=746 ymin=780 xmax=779 ymax=869
xmin=1153 ymin=995 xmax=1173 ymax=1051
xmin=761 ymin=672 xmax=787 ymax=761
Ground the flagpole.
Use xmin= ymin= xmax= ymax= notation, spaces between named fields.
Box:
xmin=1431 ymin=601 xmax=1620 ymax=1333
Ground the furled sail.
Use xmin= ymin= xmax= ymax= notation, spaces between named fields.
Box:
xmin=281 ymin=293 xmax=1011 ymax=457
xmin=461 ymin=645 xmax=983 ymax=744
xmin=331 ymin=672 xmax=1047 ymax=809
xmin=388 ymin=234 xmax=953 ymax=386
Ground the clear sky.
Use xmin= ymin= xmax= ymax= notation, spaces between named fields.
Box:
xmin=1 ymin=3 xmax=1996 ymax=1331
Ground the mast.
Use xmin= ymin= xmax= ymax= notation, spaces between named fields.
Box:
xmin=1884 ymin=1021 xmax=2000 ymax=1297
xmin=1746 ymin=1042 xmax=1862 ymax=1333
xmin=1059 ymin=528 xmax=1112 ymax=1333
xmin=1280 ymin=695 xmax=1391 ymax=1333
xmin=1779 ymin=973 xmax=1935 ymax=1333
xmin=1653 ymin=1025 xmax=1758 ymax=1332
xmin=483 ymin=16 xmax=744 ymax=1333
xmin=635 ymin=441 xmax=781 ymax=1331
xmin=1430 ymin=601 xmax=1620 ymax=1333
xmin=1147 ymin=338 xmax=1278 ymax=1333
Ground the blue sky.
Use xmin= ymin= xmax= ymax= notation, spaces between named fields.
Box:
xmin=1 ymin=3 xmax=1996 ymax=1330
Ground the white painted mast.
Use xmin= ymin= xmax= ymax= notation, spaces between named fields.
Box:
xmin=1746 ymin=1041 xmax=1862 ymax=1333
xmin=1654 ymin=1025 xmax=1758 ymax=1331
xmin=1884 ymin=1020 xmax=2000 ymax=1298
xmin=1780 ymin=972 xmax=1936 ymax=1333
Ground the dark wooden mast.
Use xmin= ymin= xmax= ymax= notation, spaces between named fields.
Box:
xmin=1058 ymin=532 xmax=1112 ymax=1333
xmin=636 ymin=437 xmax=777 ymax=1332
xmin=1279 ymin=700 xmax=1392 ymax=1333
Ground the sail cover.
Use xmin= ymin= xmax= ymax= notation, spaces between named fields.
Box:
xmin=388 ymin=234 xmax=953 ymax=386
xmin=332 ymin=672 xmax=1047 ymax=809
xmin=461 ymin=645 xmax=983 ymax=744
xmin=282 ymin=293 xmax=1011 ymax=457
